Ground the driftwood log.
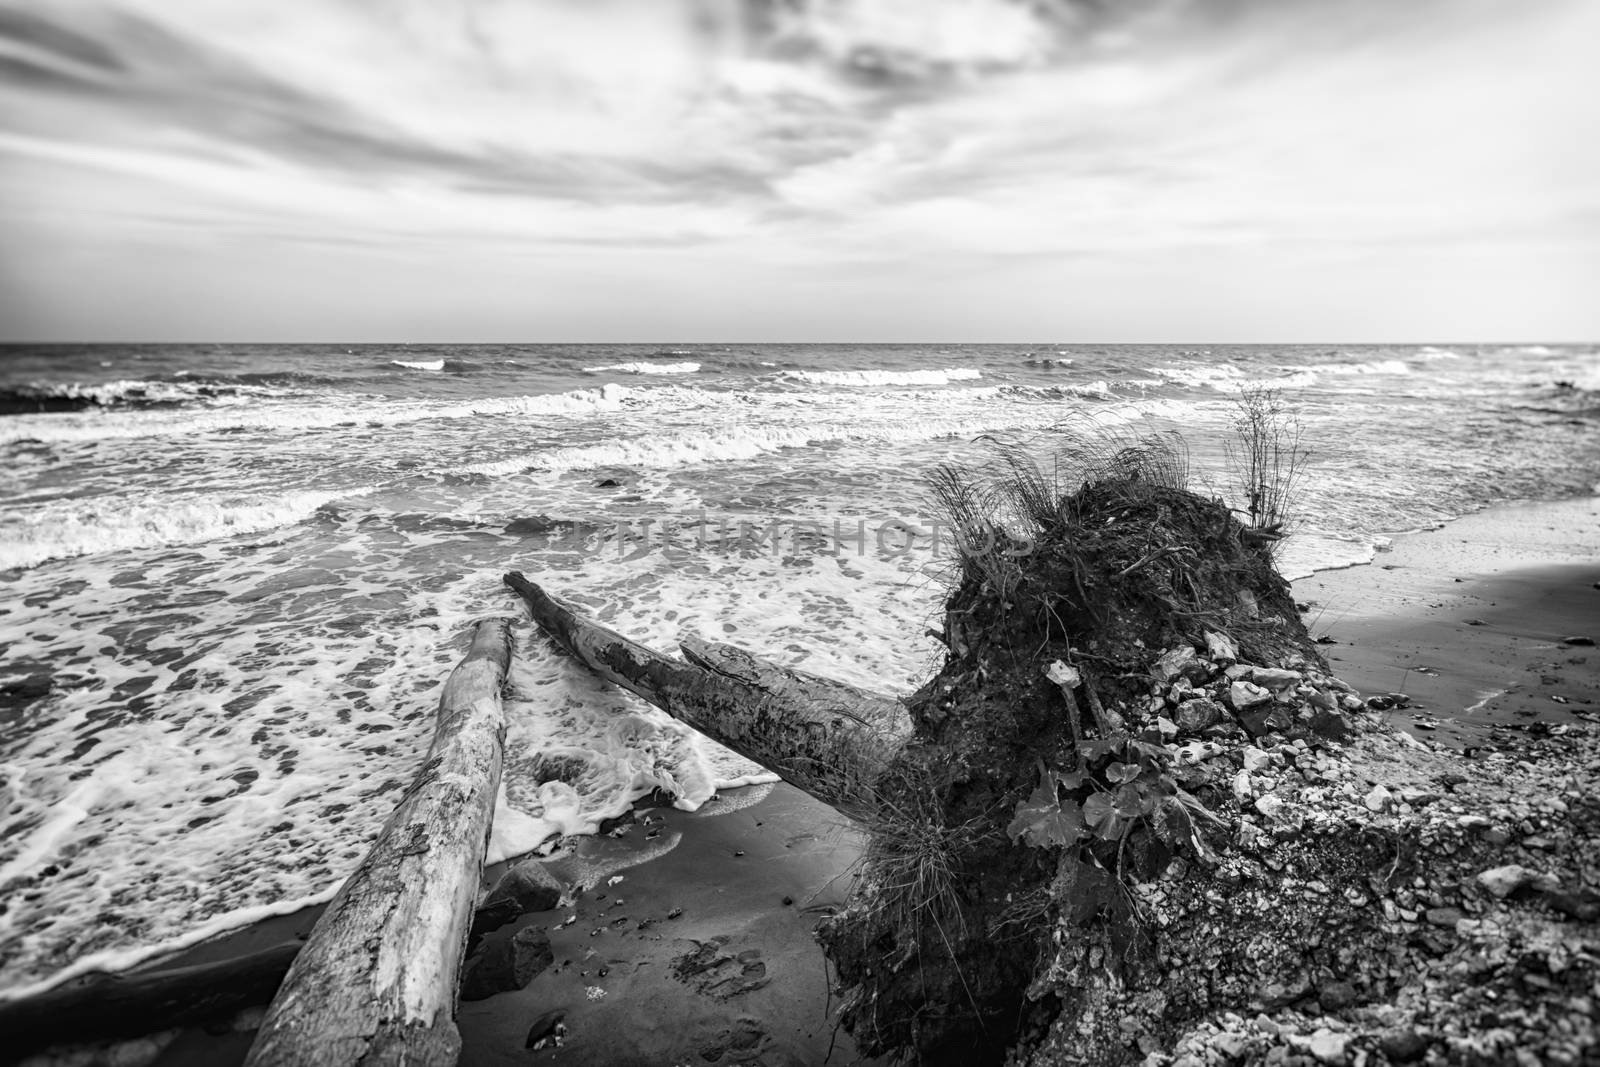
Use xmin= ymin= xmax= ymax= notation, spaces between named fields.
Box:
xmin=503 ymin=571 xmax=905 ymax=819
xmin=244 ymin=617 xmax=515 ymax=1067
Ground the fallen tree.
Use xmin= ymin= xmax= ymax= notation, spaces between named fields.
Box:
xmin=503 ymin=571 xmax=905 ymax=819
xmin=244 ymin=616 xmax=515 ymax=1067
xmin=810 ymin=433 xmax=1600 ymax=1066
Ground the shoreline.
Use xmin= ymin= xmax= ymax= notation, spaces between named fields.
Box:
xmin=17 ymin=494 xmax=1600 ymax=1066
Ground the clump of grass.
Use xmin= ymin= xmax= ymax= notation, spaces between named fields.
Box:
xmin=1224 ymin=385 xmax=1311 ymax=551
xmin=858 ymin=769 xmax=985 ymax=942
xmin=930 ymin=415 xmax=1191 ymax=611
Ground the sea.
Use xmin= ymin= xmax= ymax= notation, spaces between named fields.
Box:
xmin=1 ymin=342 xmax=1596 ymax=999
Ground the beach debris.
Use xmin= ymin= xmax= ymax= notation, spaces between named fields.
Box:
xmin=525 ymin=1009 xmax=568 ymax=1050
xmin=1044 ymin=659 xmax=1080 ymax=689
xmin=585 ymin=985 xmax=607 ymax=1000
xmin=244 ymin=618 xmax=517 ymax=1067
xmin=1560 ymin=635 xmax=1594 ymax=646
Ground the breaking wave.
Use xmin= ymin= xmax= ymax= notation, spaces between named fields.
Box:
xmin=783 ymin=367 xmax=982 ymax=387
xmin=582 ymin=361 xmax=701 ymax=375
xmin=0 ymin=488 xmax=378 ymax=570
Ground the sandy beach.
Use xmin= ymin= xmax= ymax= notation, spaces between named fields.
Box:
xmin=14 ymin=494 xmax=1599 ymax=1067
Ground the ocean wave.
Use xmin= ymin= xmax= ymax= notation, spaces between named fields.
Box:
xmin=390 ymin=359 xmax=445 ymax=371
xmin=0 ymin=379 xmax=271 ymax=417
xmin=455 ymin=398 xmax=1190 ymax=480
xmin=783 ymin=367 xmax=982 ymax=387
xmin=1313 ymin=359 xmax=1412 ymax=376
xmin=582 ymin=361 xmax=701 ymax=375
xmin=0 ymin=487 xmax=377 ymax=570
xmin=1507 ymin=345 xmax=1557 ymax=356
xmin=1413 ymin=346 xmax=1463 ymax=360
xmin=1024 ymin=357 xmax=1075 ymax=367
xmin=0 ymin=385 xmax=645 ymax=444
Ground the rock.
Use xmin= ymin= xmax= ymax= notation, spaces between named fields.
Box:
xmin=1250 ymin=667 xmax=1302 ymax=689
xmin=1254 ymin=795 xmax=1284 ymax=818
xmin=1363 ymin=784 xmax=1393 ymax=813
xmin=476 ymin=860 xmax=564 ymax=934
xmin=1044 ymin=660 xmax=1081 ymax=689
xmin=1476 ymin=864 xmax=1557 ymax=899
xmin=1424 ymin=907 xmax=1464 ymax=928
xmin=595 ymin=478 xmax=622 ymax=488
xmin=1241 ymin=747 xmax=1273 ymax=773
xmin=1228 ymin=681 xmax=1272 ymax=711
xmin=1213 ymin=1032 xmax=1249 ymax=1059
xmin=1238 ymin=705 xmax=1293 ymax=738
xmin=1153 ymin=646 xmax=1203 ymax=685
xmin=1205 ymin=631 xmax=1239 ymax=663
xmin=1307 ymin=1028 xmax=1348 ymax=1063
xmin=1542 ymin=888 xmax=1600 ymax=921
xmin=1560 ymin=635 xmax=1595 ymax=646
xmin=1225 ymin=664 xmax=1254 ymax=682
xmin=1232 ymin=770 xmax=1255 ymax=804
xmin=462 ymin=926 xmax=555 ymax=1001
xmin=1339 ymin=694 xmax=1364 ymax=713
xmin=1176 ymin=697 xmax=1223 ymax=733
xmin=1317 ymin=980 xmax=1357 ymax=1012
xmin=1174 ymin=740 xmax=1222 ymax=765
xmin=1380 ymin=1030 xmax=1430 ymax=1062
xmin=525 ymin=1008 xmax=568 ymax=1049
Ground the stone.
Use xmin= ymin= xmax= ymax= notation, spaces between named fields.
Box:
xmin=1339 ymin=694 xmax=1365 ymax=713
xmin=462 ymin=926 xmax=555 ymax=1001
xmin=1424 ymin=907 xmax=1464 ymax=928
xmin=1232 ymin=770 xmax=1255 ymax=804
xmin=1543 ymin=888 xmax=1600 ymax=921
xmin=1225 ymin=664 xmax=1254 ymax=681
xmin=1363 ymin=784 xmax=1393 ymax=813
xmin=1476 ymin=864 xmax=1555 ymax=899
xmin=1214 ymin=1032 xmax=1249 ymax=1059
xmin=1307 ymin=1028 xmax=1348 ymax=1064
xmin=1241 ymin=747 xmax=1273 ymax=773
xmin=1254 ymin=795 xmax=1285 ymax=818
xmin=1560 ymin=635 xmax=1594 ymax=646
xmin=1238 ymin=705 xmax=1292 ymax=738
xmin=1379 ymin=1030 xmax=1430 ymax=1062
xmin=1153 ymin=646 xmax=1203 ymax=685
xmin=1318 ymin=981 xmax=1357 ymax=1012
xmin=1229 ymin=681 xmax=1272 ymax=711
xmin=1205 ymin=631 xmax=1239 ymax=663
xmin=1176 ymin=697 xmax=1223 ymax=733
xmin=476 ymin=860 xmax=564 ymax=934
xmin=525 ymin=1008 xmax=568 ymax=1049
xmin=1250 ymin=667 xmax=1302 ymax=689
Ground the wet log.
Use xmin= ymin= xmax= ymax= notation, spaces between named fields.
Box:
xmin=503 ymin=571 xmax=904 ymax=819
xmin=244 ymin=617 xmax=515 ymax=1067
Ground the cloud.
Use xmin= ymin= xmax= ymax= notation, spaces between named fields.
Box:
xmin=0 ymin=0 xmax=1595 ymax=339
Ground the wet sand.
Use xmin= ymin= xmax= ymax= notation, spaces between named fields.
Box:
xmin=1294 ymin=496 xmax=1600 ymax=750
xmin=25 ymin=495 xmax=1600 ymax=1067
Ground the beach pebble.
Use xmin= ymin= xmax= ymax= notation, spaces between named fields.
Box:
xmin=1476 ymin=864 xmax=1556 ymax=898
xmin=1205 ymin=631 xmax=1239 ymax=663
xmin=1306 ymin=1029 xmax=1348 ymax=1064
xmin=461 ymin=927 xmax=554 ymax=1001
xmin=1250 ymin=667 xmax=1302 ymax=689
xmin=1228 ymin=681 xmax=1272 ymax=712
xmin=1232 ymin=770 xmax=1255 ymax=804
xmin=1152 ymin=646 xmax=1202 ymax=685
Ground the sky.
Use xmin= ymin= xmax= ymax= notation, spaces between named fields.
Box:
xmin=0 ymin=0 xmax=1595 ymax=342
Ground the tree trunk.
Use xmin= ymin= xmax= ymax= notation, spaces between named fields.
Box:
xmin=503 ymin=572 xmax=904 ymax=820
xmin=244 ymin=617 xmax=515 ymax=1067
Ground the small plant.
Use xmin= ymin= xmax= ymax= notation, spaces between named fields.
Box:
xmin=1224 ymin=386 xmax=1311 ymax=549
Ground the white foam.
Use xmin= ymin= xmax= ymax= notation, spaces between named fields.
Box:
xmin=0 ymin=487 xmax=375 ymax=570
xmin=1313 ymin=359 xmax=1412 ymax=376
xmin=1414 ymin=346 xmax=1463 ymax=360
xmin=0 ymin=386 xmax=639 ymax=444
xmin=582 ymin=362 xmax=700 ymax=375
xmin=784 ymin=367 xmax=982 ymax=387
xmin=391 ymin=359 xmax=445 ymax=371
